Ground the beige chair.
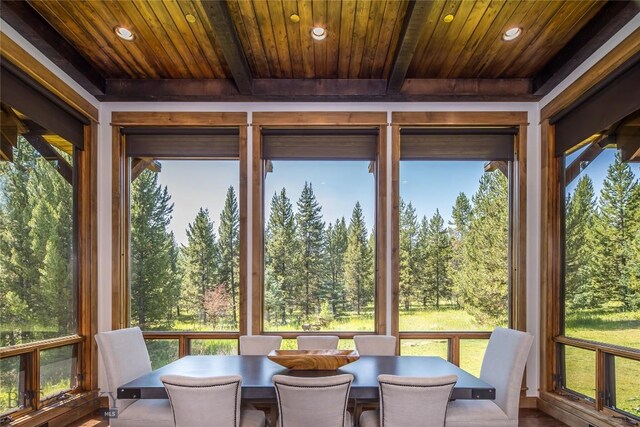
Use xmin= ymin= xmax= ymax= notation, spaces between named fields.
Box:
xmin=354 ymin=335 xmax=397 ymax=356
xmin=160 ymin=375 xmax=265 ymax=427
xmin=273 ymin=374 xmax=353 ymax=427
xmin=445 ymin=327 xmax=534 ymax=427
xmin=360 ymin=374 xmax=457 ymax=427
xmin=95 ymin=327 xmax=173 ymax=427
xmin=240 ymin=335 xmax=283 ymax=355
xmin=297 ymin=335 xmax=339 ymax=350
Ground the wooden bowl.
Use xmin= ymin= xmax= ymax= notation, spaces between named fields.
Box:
xmin=267 ymin=349 xmax=360 ymax=370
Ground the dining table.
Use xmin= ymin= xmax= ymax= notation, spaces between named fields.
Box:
xmin=118 ymin=355 xmax=496 ymax=401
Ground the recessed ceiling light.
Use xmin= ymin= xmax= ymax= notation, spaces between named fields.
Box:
xmin=311 ymin=27 xmax=327 ymax=41
xmin=290 ymin=14 xmax=300 ymax=23
xmin=115 ymin=26 xmax=134 ymax=41
xmin=185 ymin=14 xmax=196 ymax=23
xmin=443 ymin=14 xmax=454 ymax=23
xmin=502 ymin=27 xmax=522 ymax=41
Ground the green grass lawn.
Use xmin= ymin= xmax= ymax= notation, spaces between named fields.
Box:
xmin=564 ymin=306 xmax=640 ymax=417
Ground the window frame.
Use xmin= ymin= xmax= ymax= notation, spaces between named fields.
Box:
xmin=0 ymin=91 xmax=97 ymax=424
xmin=251 ymin=112 xmax=388 ymax=338
xmin=539 ymin=32 xmax=640 ymax=425
xmin=111 ymin=112 xmax=249 ymax=358
xmin=547 ymin=132 xmax=640 ymax=421
xmin=390 ymin=112 xmax=528 ymax=363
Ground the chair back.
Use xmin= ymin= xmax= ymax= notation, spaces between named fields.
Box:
xmin=378 ymin=374 xmax=456 ymax=427
xmin=354 ymin=335 xmax=396 ymax=356
xmin=95 ymin=327 xmax=151 ymax=411
xmin=273 ymin=374 xmax=353 ymax=427
xmin=297 ymin=335 xmax=339 ymax=350
xmin=480 ymin=327 xmax=534 ymax=420
xmin=161 ymin=375 xmax=242 ymax=427
xmin=240 ymin=335 xmax=283 ymax=355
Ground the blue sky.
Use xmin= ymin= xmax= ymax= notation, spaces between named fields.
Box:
xmin=157 ymin=159 xmax=490 ymax=245
xmin=565 ymin=148 xmax=640 ymax=196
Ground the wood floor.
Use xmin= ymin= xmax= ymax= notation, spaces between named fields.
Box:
xmin=71 ymin=408 xmax=567 ymax=426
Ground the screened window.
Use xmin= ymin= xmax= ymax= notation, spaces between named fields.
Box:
xmin=1 ymin=62 xmax=87 ymax=417
xmin=397 ymin=127 xmax=516 ymax=363
xmin=1 ymin=134 xmax=76 ymax=346
xmin=261 ymin=128 xmax=379 ymax=333
xmin=559 ymin=110 xmax=640 ymax=417
xmin=125 ymin=129 xmax=241 ymax=333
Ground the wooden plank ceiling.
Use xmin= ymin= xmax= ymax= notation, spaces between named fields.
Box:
xmin=2 ymin=0 xmax=637 ymax=101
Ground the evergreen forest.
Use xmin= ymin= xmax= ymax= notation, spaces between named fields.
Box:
xmin=2 ymin=144 xmax=640 ymax=416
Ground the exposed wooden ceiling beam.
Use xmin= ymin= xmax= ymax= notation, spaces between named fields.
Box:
xmin=564 ymin=141 xmax=604 ymax=186
xmin=0 ymin=109 xmax=20 ymax=148
xmin=387 ymin=1 xmax=434 ymax=93
xmin=401 ymin=79 xmax=533 ymax=98
xmin=22 ymin=132 xmax=72 ymax=184
xmin=618 ymin=117 xmax=640 ymax=163
xmin=131 ymin=157 xmax=162 ymax=181
xmin=0 ymin=0 xmax=106 ymax=97
xmin=533 ymin=1 xmax=640 ymax=96
xmin=0 ymin=135 xmax=13 ymax=162
xmin=484 ymin=161 xmax=508 ymax=177
xmin=102 ymin=78 xmax=535 ymax=102
xmin=199 ymin=0 xmax=252 ymax=95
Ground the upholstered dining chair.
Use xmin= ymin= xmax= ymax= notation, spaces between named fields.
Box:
xmin=445 ymin=327 xmax=534 ymax=427
xmin=360 ymin=374 xmax=457 ymax=427
xmin=95 ymin=327 xmax=173 ymax=427
xmin=296 ymin=335 xmax=339 ymax=350
xmin=273 ymin=374 xmax=354 ymax=427
xmin=160 ymin=375 xmax=265 ymax=427
xmin=240 ymin=335 xmax=283 ymax=355
xmin=354 ymin=335 xmax=397 ymax=356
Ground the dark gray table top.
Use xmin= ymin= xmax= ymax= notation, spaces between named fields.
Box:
xmin=118 ymin=355 xmax=495 ymax=401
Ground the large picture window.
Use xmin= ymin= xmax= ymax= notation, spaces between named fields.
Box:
xmin=391 ymin=113 xmax=526 ymax=372
xmin=559 ymin=111 xmax=640 ymax=419
xmin=251 ymin=117 xmax=387 ymax=338
xmin=263 ymin=160 xmax=376 ymax=332
xmin=399 ymin=160 xmax=510 ymax=372
xmin=540 ymin=58 xmax=640 ymax=423
xmin=112 ymin=118 xmax=248 ymax=369
xmin=262 ymin=128 xmax=378 ymax=332
xmin=1 ymin=61 xmax=92 ymax=420
xmin=120 ymin=125 xmax=245 ymax=368
xmin=129 ymin=160 xmax=240 ymax=333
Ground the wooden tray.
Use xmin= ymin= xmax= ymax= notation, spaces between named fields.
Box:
xmin=267 ymin=349 xmax=360 ymax=370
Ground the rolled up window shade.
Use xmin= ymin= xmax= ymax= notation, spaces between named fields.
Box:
xmin=400 ymin=127 xmax=516 ymax=161
xmin=262 ymin=128 xmax=378 ymax=160
xmin=124 ymin=127 xmax=240 ymax=158
xmin=0 ymin=63 xmax=89 ymax=150
xmin=551 ymin=56 xmax=640 ymax=157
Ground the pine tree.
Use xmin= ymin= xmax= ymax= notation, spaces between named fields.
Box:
xmin=457 ymin=172 xmax=509 ymax=325
xmin=450 ymin=193 xmax=472 ymax=239
xmin=450 ymin=192 xmax=472 ymax=308
xmin=344 ymin=202 xmax=374 ymax=315
xmin=180 ymin=207 xmax=219 ymax=324
xmin=295 ymin=182 xmax=325 ymax=318
xmin=218 ymin=186 xmax=240 ymax=327
xmin=325 ymin=218 xmax=348 ymax=316
xmin=0 ymin=141 xmax=40 ymax=343
xmin=399 ymin=200 xmax=419 ymax=310
xmin=130 ymin=170 xmax=177 ymax=329
xmin=29 ymin=151 xmax=74 ymax=333
xmin=166 ymin=232 xmax=182 ymax=320
xmin=264 ymin=189 xmax=298 ymax=324
xmin=422 ymin=210 xmax=452 ymax=309
xmin=591 ymin=153 xmax=640 ymax=311
xmin=564 ymin=176 xmax=597 ymax=308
